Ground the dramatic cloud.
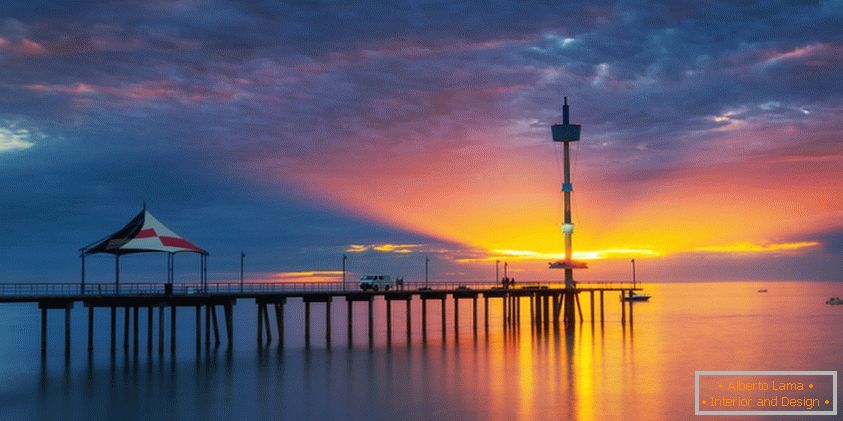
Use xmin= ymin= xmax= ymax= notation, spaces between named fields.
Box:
xmin=0 ymin=1 xmax=841 ymax=282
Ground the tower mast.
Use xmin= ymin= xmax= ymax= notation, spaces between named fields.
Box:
xmin=551 ymin=97 xmax=582 ymax=324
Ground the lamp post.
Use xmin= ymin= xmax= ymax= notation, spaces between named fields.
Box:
xmin=631 ymin=259 xmax=636 ymax=289
xmin=240 ymin=252 xmax=245 ymax=293
xmin=425 ymin=256 xmax=430 ymax=288
xmin=504 ymin=262 xmax=508 ymax=279
xmin=495 ymin=260 xmax=500 ymax=286
xmin=342 ymin=254 xmax=347 ymax=291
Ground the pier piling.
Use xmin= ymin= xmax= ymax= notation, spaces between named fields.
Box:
xmin=304 ymin=301 xmax=310 ymax=347
xmin=147 ymin=306 xmax=153 ymax=354
xmin=453 ymin=296 xmax=459 ymax=334
xmin=64 ymin=306 xmax=71 ymax=356
xmin=386 ymin=299 xmax=392 ymax=343
xmin=41 ymin=307 xmax=46 ymax=356
xmin=421 ymin=298 xmax=427 ymax=338
xmin=225 ymin=303 xmax=233 ymax=347
xmin=347 ymin=300 xmax=353 ymax=345
xmin=123 ymin=306 xmax=129 ymax=349
xmin=158 ymin=305 xmax=164 ymax=354
xmin=110 ymin=306 xmax=116 ymax=351
xmin=326 ymin=301 xmax=332 ymax=346
xmin=472 ymin=297 xmax=477 ymax=333
xmin=205 ymin=305 xmax=211 ymax=346
xmin=406 ymin=299 xmax=411 ymax=342
xmin=133 ymin=306 xmax=139 ymax=355
xmin=170 ymin=304 xmax=176 ymax=353
xmin=440 ymin=297 xmax=446 ymax=338
xmin=88 ymin=306 xmax=94 ymax=352
xmin=368 ymin=299 xmax=373 ymax=346
xmin=211 ymin=305 xmax=220 ymax=346
xmin=195 ymin=305 xmax=201 ymax=351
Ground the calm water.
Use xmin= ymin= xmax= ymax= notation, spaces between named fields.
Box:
xmin=1 ymin=281 xmax=842 ymax=420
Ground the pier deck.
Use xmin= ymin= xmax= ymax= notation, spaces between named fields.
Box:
xmin=0 ymin=281 xmax=642 ymax=357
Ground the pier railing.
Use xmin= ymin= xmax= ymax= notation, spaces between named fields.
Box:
xmin=0 ymin=280 xmax=639 ymax=298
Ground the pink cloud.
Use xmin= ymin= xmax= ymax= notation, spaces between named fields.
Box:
xmin=0 ymin=37 xmax=47 ymax=55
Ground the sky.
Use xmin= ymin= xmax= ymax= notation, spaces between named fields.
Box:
xmin=0 ymin=1 xmax=841 ymax=284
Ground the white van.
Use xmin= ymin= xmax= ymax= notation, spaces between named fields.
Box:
xmin=359 ymin=275 xmax=392 ymax=291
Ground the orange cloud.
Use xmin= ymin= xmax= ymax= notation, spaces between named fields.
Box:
xmin=691 ymin=241 xmax=820 ymax=254
xmin=263 ymin=270 xmax=343 ymax=283
xmin=346 ymin=243 xmax=423 ymax=254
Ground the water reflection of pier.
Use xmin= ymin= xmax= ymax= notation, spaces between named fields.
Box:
xmin=0 ymin=281 xmax=641 ymax=356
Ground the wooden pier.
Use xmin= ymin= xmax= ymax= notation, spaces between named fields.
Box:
xmin=2 ymin=281 xmax=642 ymax=356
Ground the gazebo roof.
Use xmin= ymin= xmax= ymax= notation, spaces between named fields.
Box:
xmin=82 ymin=208 xmax=207 ymax=256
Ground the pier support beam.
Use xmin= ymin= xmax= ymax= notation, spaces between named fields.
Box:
xmin=195 ymin=305 xmax=201 ymax=351
xmin=124 ymin=306 xmax=130 ymax=350
xmin=421 ymin=298 xmax=427 ymax=338
xmin=472 ymin=297 xmax=477 ymax=333
xmin=225 ymin=304 xmax=233 ymax=347
xmin=304 ymin=302 xmax=310 ymax=347
xmin=205 ymin=305 xmax=211 ymax=346
xmin=347 ymin=300 xmax=353 ymax=345
xmin=453 ymin=296 xmax=459 ymax=334
xmin=88 ymin=306 xmax=94 ymax=352
xmin=110 ymin=306 xmax=116 ymax=352
xmin=620 ymin=291 xmax=626 ymax=324
xmin=158 ymin=305 xmax=164 ymax=355
xmin=368 ymin=299 xmax=374 ymax=346
xmin=326 ymin=301 xmax=332 ymax=346
xmin=534 ymin=295 xmax=541 ymax=325
xmin=41 ymin=307 xmax=46 ymax=357
xmin=65 ymin=306 xmax=71 ymax=356
xmin=170 ymin=304 xmax=177 ymax=353
xmin=440 ymin=297 xmax=446 ymax=338
xmin=147 ymin=306 xmax=153 ymax=354
xmin=386 ymin=299 xmax=392 ymax=343
xmin=406 ymin=299 xmax=411 ymax=343
xmin=133 ymin=306 xmax=139 ymax=355
xmin=484 ymin=296 xmax=489 ymax=330
xmin=257 ymin=304 xmax=263 ymax=346
xmin=211 ymin=305 xmax=220 ymax=346
xmin=274 ymin=303 xmax=284 ymax=347
xmin=600 ymin=291 xmax=604 ymax=323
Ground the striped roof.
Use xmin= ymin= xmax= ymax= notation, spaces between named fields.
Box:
xmin=82 ymin=209 xmax=207 ymax=255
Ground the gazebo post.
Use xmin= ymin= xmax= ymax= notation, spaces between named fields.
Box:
xmin=80 ymin=252 xmax=86 ymax=295
xmin=115 ymin=254 xmax=120 ymax=295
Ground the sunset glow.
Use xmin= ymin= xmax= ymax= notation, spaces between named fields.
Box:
xmin=0 ymin=2 xmax=840 ymax=283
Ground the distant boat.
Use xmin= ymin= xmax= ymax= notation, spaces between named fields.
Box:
xmin=623 ymin=292 xmax=651 ymax=302
xmin=757 ymin=289 xmax=768 ymax=293
xmin=826 ymin=297 xmax=843 ymax=305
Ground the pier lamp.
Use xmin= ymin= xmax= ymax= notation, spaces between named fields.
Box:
xmin=342 ymin=254 xmax=347 ymax=291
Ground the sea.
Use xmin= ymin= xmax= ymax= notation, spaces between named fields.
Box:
xmin=0 ymin=281 xmax=841 ymax=420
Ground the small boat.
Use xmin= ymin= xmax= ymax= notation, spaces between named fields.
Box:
xmin=826 ymin=297 xmax=843 ymax=305
xmin=757 ymin=289 xmax=768 ymax=293
xmin=623 ymin=292 xmax=651 ymax=302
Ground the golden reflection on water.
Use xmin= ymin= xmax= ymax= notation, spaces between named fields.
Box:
xmin=438 ymin=281 xmax=843 ymax=420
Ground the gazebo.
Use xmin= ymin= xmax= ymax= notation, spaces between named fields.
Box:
xmin=80 ymin=205 xmax=208 ymax=294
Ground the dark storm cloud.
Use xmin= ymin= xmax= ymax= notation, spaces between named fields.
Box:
xmin=0 ymin=1 xmax=841 ymax=280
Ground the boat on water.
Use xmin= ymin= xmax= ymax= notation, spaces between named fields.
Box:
xmin=624 ymin=260 xmax=652 ymax=302
xmin=757 ymin=289 xmax=768 ymax=293
xmin=826 ymin=297 xmax=843 ymax=305
xmin=623 ymin=292 xmax=651 ymax=302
